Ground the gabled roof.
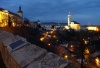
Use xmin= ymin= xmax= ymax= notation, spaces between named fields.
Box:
xmin=0 ymin=7 xmax=21 ymax=18
xmin=0 ymin=7 xmax=5 ymax=11
xmin=71 ymin=21 xmax=80 ymax=24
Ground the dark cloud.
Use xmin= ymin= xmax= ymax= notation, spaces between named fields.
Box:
xmin=0 ymin=0 xmax=100 ymax=25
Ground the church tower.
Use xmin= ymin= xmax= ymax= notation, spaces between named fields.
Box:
xmin=68 ymin=12 xmax=71 ymax=27
xmin=17 ymin=6 xmax=23 ymax=18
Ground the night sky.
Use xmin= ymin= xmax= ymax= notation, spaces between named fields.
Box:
xmin=0 ymin=0 xmax=100 ymax=25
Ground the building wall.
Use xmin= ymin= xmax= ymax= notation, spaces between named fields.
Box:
xmin=87 ymin=26 xmax=100 ymax=31
xmin=0 ymin=10 xmax=9 ymax=27
xmin=70 ymin=22 xmax=80 ymax=30
xmin=68 ymin=12 xmax=71 ymax=27
xmin=0 ymin=9 xmax=23 ymax=27
xmin=0 ymin=41 xmax=21 ymax=68
xmin=17 ymin=13 xmax=23 ymax=18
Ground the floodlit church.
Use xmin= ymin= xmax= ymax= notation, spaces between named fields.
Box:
xmin=0 ymin=6 xmax=23 ymax=27
xmin=67 ymin=12 xmax=80 ymax=30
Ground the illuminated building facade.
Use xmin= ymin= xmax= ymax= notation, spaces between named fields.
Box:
xmin=0 ymin=7 xmax=23 ymax=27
xmin=67 ymin=12 xmax=80 ymax=30
xmin=17 ymin=6 xmax=23 ymax=18
xmin=68 ymin=12 xmax=71 ymax=27
xmin=87 ymin=26 xmax=100 ymax=31
xmin=70 ymin=21 xmax=80 ymax=30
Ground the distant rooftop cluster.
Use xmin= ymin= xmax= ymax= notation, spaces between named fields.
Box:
xmin=0 ymin=7 xmax=100 ymax=31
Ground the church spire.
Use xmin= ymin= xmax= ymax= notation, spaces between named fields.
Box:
xmin=68 ymin=12 xmax=71 ymax=27
xmin=68 ymin=12 xmax=70 ymax=15
xmin=19 ymin=6 xmax=21 ymax=11
xmin=17 ymin=6 xmax=23 ymax=18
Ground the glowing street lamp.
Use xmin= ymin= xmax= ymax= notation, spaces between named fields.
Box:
xmin=84 ymin=48 xmax=90 ymax=61
xmin=12 ymin=23 xmax=16 ymax=27
xmin=53 ymin=35 xmax=57 ymax=38
xmin=84 ymin=48 xmax=89 ymax=54
xmin=46 ymin=32 xmax=48 ymax=34
xmin=48 ymin=43 xmax=51 ymax=46
xmin=50 ymin=31 xmax=53 ymax=34
xmin=64 ymin=55 xmax=68 ymax=59
xmin=95 ymin=57 xmax=100 ymax=67
xmin=40 ymin=37 xmax=44 ymax=41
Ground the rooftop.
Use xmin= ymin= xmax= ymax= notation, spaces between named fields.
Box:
xmin=0 ymin=7 xmax=21 ymax=18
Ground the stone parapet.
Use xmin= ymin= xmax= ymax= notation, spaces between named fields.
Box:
xmin=0 ymin=30 xmax=78 ymax=68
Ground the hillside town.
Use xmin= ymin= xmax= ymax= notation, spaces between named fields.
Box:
xmin=0 ymin=6 xmax=100 ymax=68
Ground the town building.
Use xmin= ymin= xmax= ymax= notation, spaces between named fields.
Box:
xmin=86 ymin=25 xmax=100 ymax=31
xmin=70 ymin=21 xmax=80 ymax=30
xmin=17 ymin=6 xmax=23 ymax=18
xmin=68 ymin=12 xmax=71 ymax=27
xmin=0 ymin=6 xmax=23 ymax=27
xmin=67 ymin=12 xmax=80 ymax=30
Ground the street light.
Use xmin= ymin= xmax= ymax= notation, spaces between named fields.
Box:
xmin=47 ymin=43 xmax=51 ymax=46
xmin=64 ymin=55 xmax=68 ymax=59
xmin=40 ymin=37 xmax=44 ymax=41
xmin=95 ymin=57 xmax=100 ymax=68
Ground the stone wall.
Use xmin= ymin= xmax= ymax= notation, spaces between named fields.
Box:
xmin=0 ymin=41 xmax=21 ymax=68
xmin=0 ymin=30 xmax=78 ymax=68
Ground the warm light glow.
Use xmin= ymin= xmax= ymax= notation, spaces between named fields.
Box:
xmin=48 ymin=43 xmax=51 ymax=46
xmin=46 ymin=32 xmax=48 ymax=34
xmin=64 ymin=55 xmax=68 ymax=58
xmin=95 ymin=57 xmax=99 ymax=63
xmin=45 ymin=34 xmax=48 ymax=37
xmin=4 ymin=23 xmax=7 ymax=26
xmin=64 ymin=26 xmax=70 ymax=29
xmin=70 ymin=45 xmax=73 ymax=48
xmin=85 ymin=48 xmax=89 ymax=54
xmin=0 ymin=9 xmax=23 ymax=27
xmin=84 ymin=48 xmax=90 ymax=60
xmin=51 ymin=28 xmax=55 ymax=31
xmin=70 ymin=22 xmax=80 ymax=30
xmin=0 ymin=10 xmax=8 ymax=27
xmin=70 ymin=45 xmax=74 ymax=52
xmin=50 ymin=31 xmax=53 ymax=34
xmin=0 ymin=12 xmax=2 ymax=22
xmin=12 ymin=23 xmax=16 ymax=27
xmin=40 ymin=37 xmax=44 ymax=41
xmin=84 ymin=40 xmax=88 ymax=44
xmin=53 ymin=35 xmax=56 ymax=38
xmin=87 ymin=26 xmax=99 ymax=31
xmin=95 ymin=57 xmax=100 ymax=67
